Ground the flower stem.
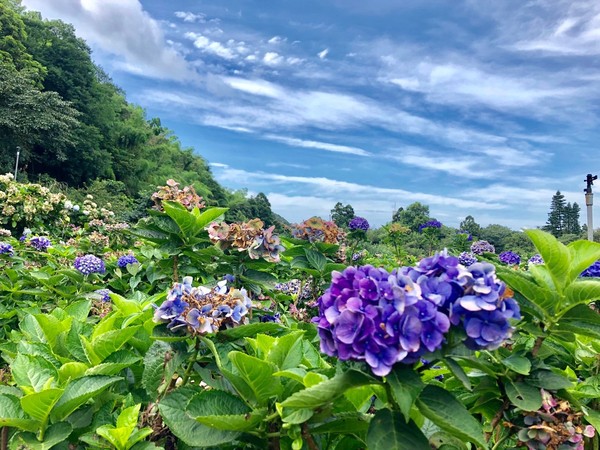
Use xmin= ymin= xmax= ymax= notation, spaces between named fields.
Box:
xmin=181 ymin=337 xmax=201 ymax=386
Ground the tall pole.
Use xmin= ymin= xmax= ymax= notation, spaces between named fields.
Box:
xmin=14 ymin=146 xmax=20 ymax=181
xmin=584 ymin=173 xmax=597 ymax=242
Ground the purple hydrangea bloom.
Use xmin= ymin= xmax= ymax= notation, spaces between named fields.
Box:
xmin=94 ymin=289 xmax=111 ymax=302
xmin=470 ymin=240 xmax=495 ymax=255
xmin=581 ymin=261 xmax=600 ymax=277
xmin=29 ymin=236 xmax=51 ymax=252
xmin=528 ymin=254 xmax=544 ymax=265
xmin=458 ymin=230 xmax=473 ymax=241
xmin=117 ymin=254 xmax=139 ymax=267
xmin=499 ymin=251 xmax=521 ymax=266
xmin=74 ymin=254 xmax=106 ymax=275
xmin=0 ymin=242 xmax=13 ymax=255
xmin=458 ymin=252 xmax=477 ymax=267
xmin=419 ymin=220 xmax=442 ymax=232
xmin=348 ymin=216 xmax=370 ymax=232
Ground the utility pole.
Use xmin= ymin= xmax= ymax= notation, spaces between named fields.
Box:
xmin=584 ymin=173 xmax=597 ymax=241
xmin=14 ymin=146 xmax=20 ymax=181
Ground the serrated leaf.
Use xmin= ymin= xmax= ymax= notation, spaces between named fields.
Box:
xmin=505 ymin=380 xmax=542 ymax=411
xmin=567 ymin=240 xmax=600 ymax=284
xmin=229 ymin=351 xmax=282 ymax=406
xmin=444 ymin=357 xmax=472 ymax=390
xmin=305 ymin=249 xmax=327 ymax=272
xmin=267 ymin=331 xmax=305 ymax=370
xmin=387 ymin=365 xmax=425 ymax=422
xmin=14 ymin=422 xmax=73 ymax=450
xmin=189 ymin=390 xmax=265 ymax=431
xmin=20 ymin=388 xmax=63 ymax=424
xmin=526 ymin=370 xmax=573 ymax=390
xmin=86 ymin=326 xmax=141 ymax=364
xmin=310 ymin=414 xmax=370 ymax=435
xmin=556 ymin=304 xmax=600 ymax=339
xmin=416 ymin=386 xmax=487 ymax=449
xmin=501 ymin=354 xmax=531 ymax=375
xmin=243 ymin=269 xmax=278 ymax=287
xmin=281 ymin=370 xmax=376 ymax=409
xmin=218 ymin=322 xmax=286 ymax=340
xmin=195 ymin=206 xmax=228 ymax=229
xmin=158 ymin=387 xmax=239 ymax=447
xmin=11 ymin=353 xmax=58 ymax=391
xmin=0 ymin=394 xmax=39 ymax=431
xmin=564 ymin=280 xmax=600 ymax=306
xmin=366 ymin=409 xmax=430 ymax=450
xmin=496 ymin=268 xmax=555 ymax=317
xmin=525 ymin=229 xmax=570 ymax=292
xmin=142 ymin=341 xmax=172 ymax=396
xmin=51 ymin=376 xmax=121 ymax=421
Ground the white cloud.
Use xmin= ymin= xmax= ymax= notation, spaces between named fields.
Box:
xmin=318 ymin=48 xmax=329 ymax=59
xmin=22 ymin=0 xmax=197 ymax=81
xmin=209 ymin=162 xmax=229 ymax=168
xmin=264 ymin=135 xmax=371 ymax=156
xmin=263 ymin=51 xmax=283 ymax=65
xmin=174 ymin=11 xmax=206 ymax=23
xmin=222 ymin=77 xmax=285 ymax=98
xmin=188 ymin=34 xmax=236 ymax=59
xmin=268 ymin=36 xmax=285 ymax=44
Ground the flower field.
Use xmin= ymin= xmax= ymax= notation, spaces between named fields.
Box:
xmin=2 ymin=176 xmax=600 ymax=450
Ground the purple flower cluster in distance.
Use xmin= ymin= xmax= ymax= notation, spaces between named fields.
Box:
xmin=458 ymin=252 xmax=477 ymax=267
xmin=581 ymin=261 xmax=600 ymax=278
xmin=418 ymin=220 xmax=442 ymax=232
xmin=528 ymin=254 xmax=544 ymax=265
xmin=94 ymin=289 xmax=111 ymax=302
xmin=0 ymin=242 xmax=13 ymax=255
xmin=314 ymin=251 xmax=520 ymax=376
xmin=458 ymin=230 xmax=473 ymax=241
xmin=499 ymin=251 xmax=521 ymax=266
xmin=348 ymin=216 xmax=370 ymax=232
xmin=74 ymin=254 xmax=106 ymax=275
xmin=471 ymin=240 xmax=495 ymax=255
xmin=117 ymin=254 xmax=139 ymax=268
xmin=29 ymin=236 xmax=51 ymax=252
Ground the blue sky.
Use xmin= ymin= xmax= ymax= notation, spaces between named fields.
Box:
xmin=21 ymin=0 xmax=600 ymax=229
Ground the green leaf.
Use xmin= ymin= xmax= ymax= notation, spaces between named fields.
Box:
xmin=111 ymin=293 xmax=143 ymax=316
xmin=228 ymin=351 xmax=282 ymax=406
xmin=243 ymin=269 xmax=278 ymax=287
xmin=416 ymin=385 xmax=487 ymax=449
xmin=564 ymin=280 xmax=600 ymax=306
xmin=0 ymin=394 xmax=39 ymax=431
xmin=20 ymin=388 xmax=63 ymax=424
xmin=158 ymin=386 xmax=239 ymax=447
xmin=525 ymin=229 xmax=570 ymax=292
xmin=567 ymin=240 xmax=600 ymax=284
xmin=51 ymin=376 xmax=121 ymax=421
xmin=366 ymin=409 xmax=430 ymax=450
xmin=11 ymin=353 xmax=58 ymax=391
xmin=117 ymin=404 xmax=142 ymax=430
xmin=526 ymin=370 xmax=573 ymax=390
xmin=84 ymin=326 xmax=141 ymax=364
xmin=305 ymin=248 xmax=327 ymax=272
xmin=386 ymin=365 xmax=425 ymax=422
xmin=217 ymin=322 xmax=286 ymax=340
xmin=162 ymin=201 xmax=200 ymax=238
xmin=281 ymin=370 xmax=377 ymax=409
xmin=556 ymin=304 xmax=600 ymax=339
xmin=142 ymin=340 xmax=172 ymax=396
xmin=495 ymin=268 xmax=555 ymax=317
xmin=310 ymin=414 xmax=370 ymax=435
xmin=505 ymin=380 xmax=542 ymax=411
xmin=444 ymin=358 xmax=472 ymax=390
xmin=189 ymin=390 xmax=266 ymax=431
xmin=195 ymin=206 xmax=228 ymax=229
xmin=501 ymin=354 xmax=531 ymax=375
xmin=64 ymin=300 xmax=92 ymax=321
xmin=267 ymin=331 xmax=305 ymax=370
xmin=14 ymin=422 xmax=73 ymax=450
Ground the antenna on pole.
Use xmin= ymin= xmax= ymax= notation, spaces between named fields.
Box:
xmin=584 ymin=173 xmax=597 ymax=241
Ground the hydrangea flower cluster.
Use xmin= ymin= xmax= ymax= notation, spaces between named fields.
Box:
xmin=74 ymin=254 xmax=106 ymax=275
xmin=314 ymin=251 xmax=520 ymax=376
xmin=471 ymin=240 xmax=495 ymax=254
xmin=0 ymin=229 xmax=10 ymax=237
xmin=528 ymin=254 xmax=544 ymax=265
xmin=418 ymin=220 xmax=442 ymax=232
xmin=458 ymin=230 xmax=473 ymax=241
xmin=274 ymin=279 xmax=312 ymax=300
xmin=291 ymin=217 xmax=341 ymax=244
xmin=93 ymin=289 xmax=111 ymax=302
xmin=581 ymin=261 xmax=600 ymax=278
xmin=117 ymin=254 xmax=139 ymax=268
xmin=348 ymin=216 xmax=370 ymax=232
xmin=207 ymin=219 xmax=285 ymax=263
xmin=499 ymin=250 xmax=521 ymax=266
xmin=151 ymin=179 xmax=205 ymax=211
xmin=0 ymin=242 xmax=13 ymax=255
xmin=515 ymin=390 xmax=595 ymax=450
xmin=154 ymin=276 xmax=252 ymax=335
xmin=458 ymin=251 xmax=477 ymax=267
xmin=352 ymin=250 xmax=367 ymax=262
xmin=28 ymin=236 xmax=51 ymax=252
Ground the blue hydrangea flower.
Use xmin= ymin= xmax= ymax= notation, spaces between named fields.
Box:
xmin=348 ymin=216 xmax=370 ymax=232
xmin=499 ymin=251 xmax=521 ymax=266
xmin=528 ymin=254 xmax=544 ymax=265
xmin=74 ymin=254 xmax=106 ymax=275
xmin=93 ymin=289 xmax=111 ymax=302
xmin=470 ymin=240 xmax=495 ymax=255
xmin=0 ymin=242 xmax=13 ymax=255
xmin=458 ymin=252 xmax=477 ymax=267
xmin=581 ymin=261 xmax=600 ymax=277
xmin=419 ymin=220 xmax=442 ymax=232
xmin=117 ymin=254 xmax=139 ymax=267
xmin=29 ymin=236 xmax=51 ymax=252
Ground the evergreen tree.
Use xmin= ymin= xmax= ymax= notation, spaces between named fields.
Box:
xmin=331 ymin=202 xmax=355 ymax=228
xmin=564 ymin=202 xmax=581 ymax=235
xmin=544 ymin=191 xmax=567 ymax=237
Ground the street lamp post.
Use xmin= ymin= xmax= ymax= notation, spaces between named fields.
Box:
xmin=584 ymin=173 xmax=597 ymax=242
xmin=14 ymin=146 xmax=21 ymax=181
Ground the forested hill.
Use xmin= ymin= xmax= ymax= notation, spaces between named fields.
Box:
xmin=0 ymin=0 xmax=233 ymax=208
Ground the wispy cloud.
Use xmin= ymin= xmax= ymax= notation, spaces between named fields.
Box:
xmin=263 ymin=135 xmax=371 ymax=156
xmin=174 ymin=11 xmax=206 ymax=23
